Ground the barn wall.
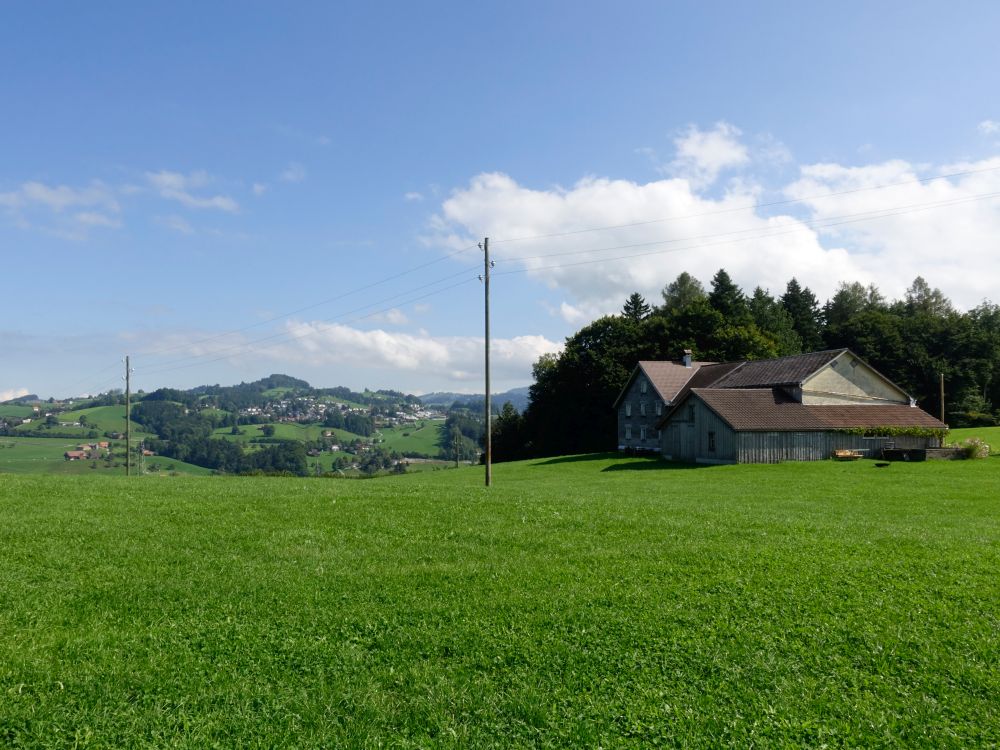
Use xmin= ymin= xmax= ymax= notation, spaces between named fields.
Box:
xmin=735 ymin=432 xmax=933 ymax=463
xmin=660 ymin=397 xmax=737 ymax=463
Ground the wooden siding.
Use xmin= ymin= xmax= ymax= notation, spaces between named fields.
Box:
xmin=736 ymin=432 xmax=932 ymax=463
xmin=617 ymin=372 xmax=664 ymax=451
xmin=660 ymin=397 xmax=737 ymax=462
xmin=660 ymin=393 xmax=938 ymax=463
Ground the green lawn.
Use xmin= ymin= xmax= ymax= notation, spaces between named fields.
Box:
xmin=375 ymin=419 xmax=445 ymax=456
xmin=1 ymin=456 xmax=998 ymax=746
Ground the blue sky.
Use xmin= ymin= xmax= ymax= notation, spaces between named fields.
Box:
xmin=3 ymin=1 xmax=1000 ymax=400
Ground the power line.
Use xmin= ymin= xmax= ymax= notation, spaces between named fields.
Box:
xmin=489 ymin=164 xmax=1000 ymax=245
xmin=492 ymin=189 xmax=1000 ymax=276
xmin=138 ymin=275 xmax=480 ymax=378
xmin=139 ymin=242 xmax=480 ymax=359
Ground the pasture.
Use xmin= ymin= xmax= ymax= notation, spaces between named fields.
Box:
xmin=375 ymin=419 xmax=445 ymax=456
xmin=0 ymin=456 xmax=997 ymax=746
xmin=0 ymin=437 xmax=210 ymax=477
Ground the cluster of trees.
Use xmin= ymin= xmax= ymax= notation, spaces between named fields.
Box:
xmin=322 ymin=408 xmax=374 ymax=436
xmin=438 ymin=408 xmax=484 ymax=462
xmin=491 ymin=271 xmax=1000 ymax=460
xmin=131 ymin=400 xmax=308 ymax=475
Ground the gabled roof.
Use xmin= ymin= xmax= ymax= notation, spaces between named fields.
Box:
xmin=710 ymin=349 xmax=847 ymax=389
xmin=612 ymin=360 xmax=712 ymax=407
xmin=688 ymin=388 xmax=946 ymax=432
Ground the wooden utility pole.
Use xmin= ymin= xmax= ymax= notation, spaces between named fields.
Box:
xmin=481 ymin=237 xmax=492 ymax=487
xmin=940 ymin=372 xmax=945 ymax=424
xmin=125 ymin=355 xmax=132 ymax=477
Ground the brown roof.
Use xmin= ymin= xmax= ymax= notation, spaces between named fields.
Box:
xmin=613 ymin=360 xmax=713 ymax=407
xmin=710 ymin=349 xmax=847 ymax=388
xmin=692 ymin=388 xmax=946 ymax=432
xmin=654 ymin=361 xmax=745 ymax=427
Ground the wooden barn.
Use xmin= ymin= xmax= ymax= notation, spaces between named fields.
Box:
xmin=649 ymin=349 xmax=946 ymax=464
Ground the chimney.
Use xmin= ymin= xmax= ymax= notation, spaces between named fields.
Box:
xmin=682 ymin=349 xmax=693 ymax=368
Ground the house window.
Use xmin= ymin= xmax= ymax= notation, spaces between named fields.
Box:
xmin=625 ymin=402 xmax=631 ymax=417
xmin=687 ymin=405 xmax=695 ymax=422
xmin=655 ymin=401 xmax=662 ymax=416
xmin=708 ymin=431 xmax=716 ymax=452
xmin=640 ymin=426 xmax=647 ymax=441
xmin=625 ymin=424 xmax=632 ymax=440
xmin=640 ymin=401 xmax=646 ymax=416
xmin=640 ymin=379 xmax=647 ymax=394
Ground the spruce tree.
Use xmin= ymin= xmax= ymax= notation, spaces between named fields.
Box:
xmin=621 ymin=292 xmax=651 ymax=322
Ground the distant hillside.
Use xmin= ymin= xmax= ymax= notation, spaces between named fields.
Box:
xmin=2 ymin=394 xmax=39 ymax=405
xmin=419 ymin=386 xmax=531 ymax=413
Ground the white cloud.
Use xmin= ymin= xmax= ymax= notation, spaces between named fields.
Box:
xmin=149 ymin=323 xmax=561 ymax=389
xmin=279 ymin=322 xmax=561 ymax=383
xmin=280 ymin=162 xmax=306 ymax=183
xmin=74 ymin=211 xmax=121 ymax=228
xmin=157 ymin=215 xmax=195 ymax=234
xmin=404 ymin=191 xmax=424 ymax=202
xmin=0 ymin=387 xmax=29 ymax=402
xmin=429 ymin=132 xmax=1000 ymax=315
xmin=252 ymin=182 xmax=267 ymax=196
xmin=670 ymin=121 xmax=750 ymax=186
xmin=978 ymin=120 xmax=1000 ymax=136
xmin=371 ymin=308 xmax=409 ymax=325
xmin=146 ymin=170 xmax=239 ymax=212
xmin=0 ymin=180 xmax=122 ymax=237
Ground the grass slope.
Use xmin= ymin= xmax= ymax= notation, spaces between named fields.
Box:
xmin=1 ymin=456 xmax=998 ymax=746
xmin=947 ymin=425 xmax=1000 ymax=448
xmin=0 ymin=437 xmax=211 ymax=476
xmin=376 ymin=419 xmax=445 ymax=456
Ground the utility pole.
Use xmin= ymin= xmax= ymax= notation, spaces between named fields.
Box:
xmin=480 ymin=237 xmax=492 ymax=487
xmin=940 ymin=372 xmax=945 ymax=424
xmin=124 ymin=355 xmax=132 ymax=477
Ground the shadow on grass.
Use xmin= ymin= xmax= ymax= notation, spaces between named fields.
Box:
xmin=532 ymin=453 xmax=620 ymax=466
xmin=600 ymin=459 xmax=703 ymax=472
xmin=530 ymin=453 xmax=703 ymax=472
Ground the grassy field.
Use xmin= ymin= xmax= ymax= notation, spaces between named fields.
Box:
xmin=14 ymin=405 xmax=150 ymax=439
xmin=212 ymin=422 xmax=345 ymax=444
xmin=947 ymin=425 xmax=1000 ymax=447
xmin=375 ymin=419 xmax=445 ymax=456
xmin=0 ymin=404 xmax=36 ymax=419
xmin=1 ymin=456 xmax=998 ymax=746
xmin=0 ymin=437 xmax=211 ymax=477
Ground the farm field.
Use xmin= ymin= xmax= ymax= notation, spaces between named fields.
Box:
xmin=0 ymin=437 xmax=211 ymax=476
xmin=16 ymin=404 xmax=149 ymax=438
xmin=212 ymin=422 xmax=345 ymax=444
xmin=375 ymin=419 xmax=445 ymax=456
xmin=1 ymin=456 xmax=997 ymax=746
xmin=0 ymin=404 xmax=36 ymax=419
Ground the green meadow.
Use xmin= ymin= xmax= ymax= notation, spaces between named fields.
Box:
xmin=1 ymin=455 xmax=998 ymax=747
xmin=376 ymin=419 xmax=445 ymax=456
xmin=0 ymin=437 xmax=210 ymax=477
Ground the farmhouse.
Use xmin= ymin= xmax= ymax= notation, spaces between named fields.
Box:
xmin=621 ymin=349 xmax=946 ymax=463
xmin=613 ymin=350 xmax=717 ymax=451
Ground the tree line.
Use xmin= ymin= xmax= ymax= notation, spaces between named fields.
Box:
xmin=491 ymin=271 xmax=1000 ymax=460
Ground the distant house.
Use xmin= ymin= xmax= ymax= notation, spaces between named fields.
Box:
xmin=620 ymin=349 xmax=947 ymax=464
xmin=64 ymin=450 xmax=87 ymax=461
xmin=613 ymin=350 xmax=716 ymax=451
